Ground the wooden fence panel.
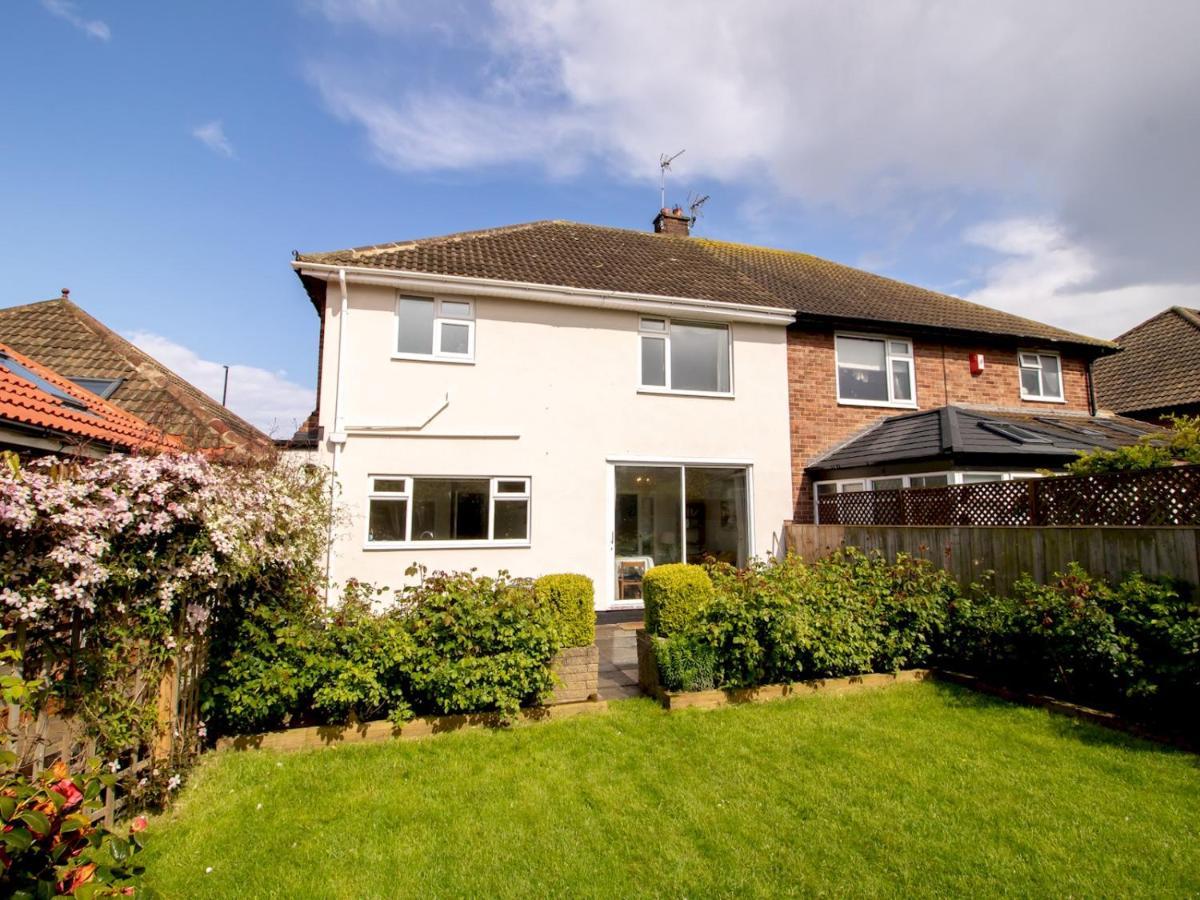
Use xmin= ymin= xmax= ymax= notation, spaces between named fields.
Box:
xmin=783 ymin=524 xmax=1200 ymax=596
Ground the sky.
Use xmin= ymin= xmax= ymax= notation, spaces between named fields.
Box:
xmin=4 ymin=1 xmax=1199 ymax=435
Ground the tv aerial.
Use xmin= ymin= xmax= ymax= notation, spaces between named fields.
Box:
xmin=659 ymin=149 xmax=685 ymax=209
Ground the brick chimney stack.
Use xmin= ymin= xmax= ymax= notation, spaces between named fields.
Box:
xmin=653 ymin=206 xmax=691 ymax=237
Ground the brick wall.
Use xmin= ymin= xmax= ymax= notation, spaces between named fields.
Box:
xmin=788 ymin=326 xmax=1094 ymax=521
xmin=549 ymin=644 xmax=599 ymax=704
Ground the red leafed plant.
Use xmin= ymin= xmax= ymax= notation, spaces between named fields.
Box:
xmin=0 ymin=755 xmax=151 ymax=898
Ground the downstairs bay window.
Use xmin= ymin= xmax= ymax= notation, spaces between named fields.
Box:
xmin=367 ymin=476 xmax=530 ymax=547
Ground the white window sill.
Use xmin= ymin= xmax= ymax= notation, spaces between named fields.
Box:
xmin=364 ymin=540 xmax=531 ymax=551
xmin=1020 ymin=394 xmax=1067 ymax=404
xmin=638 ymin=387 xmax=735 ymax=400
xmin=837 ymin=398 xmax=918 ymax=410
xmin=391 ymin=353 xmax=475 ymax=365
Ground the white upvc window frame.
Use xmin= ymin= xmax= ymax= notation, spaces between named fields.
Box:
xmin=834 ymin=332 xmax=917 ymax=409
xmin=365 ymin=475 xmax=531 ymax=549
xmin=1017 ymin=350 xmax=1065 ymax=403
xmin=393 ymin=295 xmax=476 ymax=364
xmin=638 ymin=316 xmax=734 ymax=398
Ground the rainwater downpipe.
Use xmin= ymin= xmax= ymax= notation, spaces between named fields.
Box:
xmin=323 ymin=268 xmax=350 ymax=606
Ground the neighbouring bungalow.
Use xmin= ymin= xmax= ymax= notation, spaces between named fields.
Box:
xmin=0 ymin=292 xmax=270 ymax=453
xmin=0 ymin=341 xmax=180 ymax=457
xmin=1094 ymin=306 xmax=1200 ymax=423
xmin=291 ymin=209 xmax=1137 ymax=609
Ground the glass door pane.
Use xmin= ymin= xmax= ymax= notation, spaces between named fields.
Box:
xmin=614 ymin=466 xmax=682 ymax=600
xmin=683 ymin=466 xmax=747 ymax=566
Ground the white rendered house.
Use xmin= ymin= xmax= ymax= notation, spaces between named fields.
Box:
xmin=292 ymin=215 xmax=795 ymax=610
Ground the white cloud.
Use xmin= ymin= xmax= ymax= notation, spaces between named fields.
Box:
xmin=310 ymin=0 xmax=1200 ymax=295
xmin=191 ymin=121 xmax=235 ymax=158
xmin=40 ymin=0 xmax=110 ymax=40
xmin=126 ymin=331 xmax=314 ymax=438
xmin=963 ymin=218 xmax=1200 ymax=340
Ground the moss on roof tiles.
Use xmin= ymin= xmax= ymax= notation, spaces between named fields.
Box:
xmin=297 ymin=220 xmax=1112 ymax=348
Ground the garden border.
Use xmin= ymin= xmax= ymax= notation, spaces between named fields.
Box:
xmin=651 ymin=668 xmax=932 ymax=710
xmin=215 ymin=699 xmax=609 ymax=754
xmin=932 ymin=670 xmax=1197 ymax=753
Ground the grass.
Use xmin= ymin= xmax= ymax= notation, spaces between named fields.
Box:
xmin=143 ymin=682 xmax=1200 ymax=898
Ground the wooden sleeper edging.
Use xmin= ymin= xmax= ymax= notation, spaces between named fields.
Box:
xmin=215 ymin=699 xmax=609 ymax=754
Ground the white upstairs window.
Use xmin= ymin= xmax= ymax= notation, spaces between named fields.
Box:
xmin=395 ymin=296 xmax=475 ymax=362
xmin=639 ymin=317 xmax=732 ymax=395
xmin=1018 ymin=351 xmax=1064 ymax=402
xmin=835 ymin=333 xmax=916 ymax=407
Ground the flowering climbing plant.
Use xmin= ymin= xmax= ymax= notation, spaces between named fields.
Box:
xmin=0 ymin=450 xmax=332 ymax=765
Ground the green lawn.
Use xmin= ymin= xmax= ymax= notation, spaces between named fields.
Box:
xmin=143 ymin=683 xmax=1199 ymax=898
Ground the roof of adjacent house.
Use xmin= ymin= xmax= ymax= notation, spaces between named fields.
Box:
xmin=0 ymin=342 xmax=181 ymax=453
xmin=808 ymin=405 xmax=1158 ymax=473
xmin=0 ymin=297 xmax=270 ymax=451
xmin=1094 ymin=306 xmax=1200 ymax=415
xmin=296 ymin=220 xmax=1114 ymax=350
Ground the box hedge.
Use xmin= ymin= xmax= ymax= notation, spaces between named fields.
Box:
xmin=643 ymin=563 xmax=714 ymax=636
xmin=534 ymin=573 xmax=595 ymax=648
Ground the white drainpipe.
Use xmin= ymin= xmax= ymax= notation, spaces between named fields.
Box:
xmin=323 ymin=268 xmax=350 ymax=606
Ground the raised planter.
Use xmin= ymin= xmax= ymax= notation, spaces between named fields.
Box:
xmin=657 ymin=669 xmax=932 ymax=710
xmin=637 ymin=627 xmax=931 ymax=710
xmin=216 ymin=699 xmax=608 ymax=754
xmin=550 ymin=644 xmax=599 ymax=704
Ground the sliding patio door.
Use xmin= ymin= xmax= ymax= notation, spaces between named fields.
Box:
xmin=613 ymin=464 xmax=748 ymax=600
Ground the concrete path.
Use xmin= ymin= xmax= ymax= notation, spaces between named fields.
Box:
xmin=595 ymin=622 xmax=642 ymax=700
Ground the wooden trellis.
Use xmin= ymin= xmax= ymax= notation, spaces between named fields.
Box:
xmin=817 ymin=464 xmax=1200 ymax=527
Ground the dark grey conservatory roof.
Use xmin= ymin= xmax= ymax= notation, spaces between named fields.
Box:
xmin=809 ymin=406 xmax=1160 ymax=473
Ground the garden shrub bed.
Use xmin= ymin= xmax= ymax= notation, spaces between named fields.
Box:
xmin=639 ymin=550 xmax=1199 ymax=737
xmin=206 ymin=568 xmax=600 ymax=737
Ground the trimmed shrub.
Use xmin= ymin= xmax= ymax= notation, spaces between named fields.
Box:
xmin=534 ymin=573 xmax=595 ymax=647
xmin=643 ymin=563 xmax=714 ymax=636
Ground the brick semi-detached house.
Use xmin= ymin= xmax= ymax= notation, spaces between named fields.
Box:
xmin=290 ymin=210 xmax=1153 ymax=609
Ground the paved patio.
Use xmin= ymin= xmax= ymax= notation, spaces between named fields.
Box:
xmin=595 ymin=621 xmax=642 ymax=700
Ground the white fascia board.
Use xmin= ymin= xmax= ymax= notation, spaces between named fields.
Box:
xmin=294 ymin=262 xmax=796 ymax=326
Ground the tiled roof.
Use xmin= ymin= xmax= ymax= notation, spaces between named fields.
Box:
xmin=1094 ymin=307 xmax=1200 ymax=415
xmin=0 ymin=298 xmax=270 ymax=451
xmin=0 ymin=342 xmax=181 ymax=453
xmin=809 ymin=405 xmax=1158 ymax=472
xmin=297 ymin=220 xmax=1114 ymax=349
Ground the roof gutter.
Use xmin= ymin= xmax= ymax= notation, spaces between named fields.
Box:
xmin=292 ymin=261 xmax=796 ymax=326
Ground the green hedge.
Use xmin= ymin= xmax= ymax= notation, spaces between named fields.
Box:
xmin=649 ymin=551 xmax=1198 ymax=734
xmin=643 ymin=563 xmax=714 ymax=637
xmin=534 ymin=573 xmax=595 ymax=647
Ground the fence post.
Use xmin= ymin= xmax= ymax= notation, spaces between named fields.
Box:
xmin=1028 ymin=478 xmax=1041 ymax=526
xmin=154 ymin=658 xmax=177 ymax=762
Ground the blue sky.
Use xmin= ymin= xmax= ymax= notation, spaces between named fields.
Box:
xmin=4 ymin=1 xmax=1199 ymax=433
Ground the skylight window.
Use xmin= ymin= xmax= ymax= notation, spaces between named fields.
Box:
xmin=69 ymin=376 xmax=123 ymax=399
xmin=0 ymin=353 xmax=88 ymax=410
xmin=979 ymin=420 xmax=1052 ymax=444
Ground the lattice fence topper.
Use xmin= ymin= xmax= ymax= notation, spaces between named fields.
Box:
xmin=817 ymin=464 xmax=1200 ymax=527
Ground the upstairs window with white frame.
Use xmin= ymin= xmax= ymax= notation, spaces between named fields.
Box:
xmin=835 ymin=334 xmax=915 ymax=407
xmin=395 ymin=296 xmax=475 ymax=362
xmin=367 ymin=476 xmax=530 ymax=547
xmin=639 ymin=317 xmax=732 ymax=395
xmin=1018 ymin=351 xmax=1064 ymax=402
